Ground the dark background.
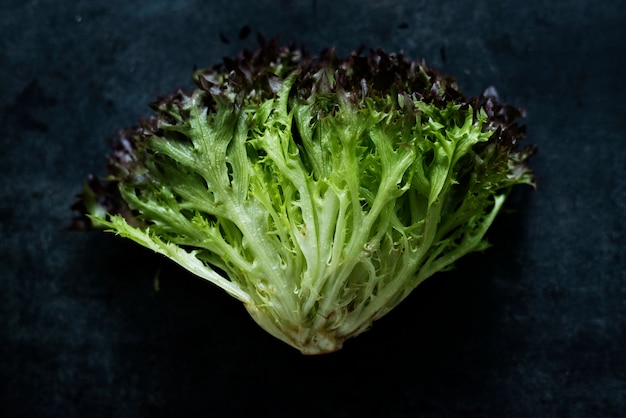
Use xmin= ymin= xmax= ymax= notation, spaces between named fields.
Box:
xmin=1 ymin=1 xmax=625 ymax=416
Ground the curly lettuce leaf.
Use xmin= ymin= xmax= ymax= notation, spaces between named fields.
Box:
xmin=73 ymin=43 xmax=534 ymax=354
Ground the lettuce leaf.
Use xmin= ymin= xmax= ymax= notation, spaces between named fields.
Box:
xmin=72 ymin=42 xmax=535 ymax=354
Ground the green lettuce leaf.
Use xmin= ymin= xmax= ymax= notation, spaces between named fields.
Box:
xmin=72 ymin=42 xmax=535 ymax=354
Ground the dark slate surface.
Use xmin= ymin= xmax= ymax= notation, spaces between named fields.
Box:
xmin=1 ymin=1 xmax=624 ymax=417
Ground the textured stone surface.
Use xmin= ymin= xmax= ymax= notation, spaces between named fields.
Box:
xmin=1 ymin=1 xmax=624 ymax=416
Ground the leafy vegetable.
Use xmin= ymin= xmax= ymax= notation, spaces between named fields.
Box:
xmin=72 ymin=40 xmax=535 ymax=354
